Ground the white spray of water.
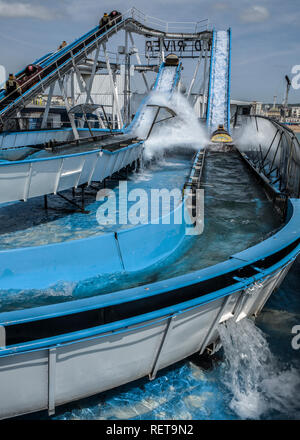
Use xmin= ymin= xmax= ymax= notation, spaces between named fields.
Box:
xmin=136 ymin=91 xmax=209 ymax=160
xmin=218 ymin=318 xmax=300 ymax=419
xmin=131 ymin=65 xmax=178 ymax=139
xmin=234 ymin=117 xmax=280 ymax=160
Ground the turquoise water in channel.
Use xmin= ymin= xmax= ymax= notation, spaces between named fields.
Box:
xmin=0 ymin=151 xmax=282 ymax=312
xmin=51 ymin=132 xmax=300 ymax=420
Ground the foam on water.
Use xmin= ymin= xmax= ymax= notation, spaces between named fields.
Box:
xmin=218 ymin=318 xmax=300 ymax=419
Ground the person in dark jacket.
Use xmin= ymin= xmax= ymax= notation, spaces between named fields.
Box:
xmin=5 ymin=73 xmax=20 ymax=98
xmin=99 ymin=13 xmax=110 ymax=30
xmin=58 ymin=41 xmax=67 ymax=50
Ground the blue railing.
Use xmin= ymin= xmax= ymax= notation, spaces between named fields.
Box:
xmin=0 ymin=17 xmax=128 ymax=117
xmin=227 ymin=28 xmax=232 ymax=134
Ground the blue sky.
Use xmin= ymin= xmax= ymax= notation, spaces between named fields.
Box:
xmin=0 ymin=0 xmax=299 ymax=103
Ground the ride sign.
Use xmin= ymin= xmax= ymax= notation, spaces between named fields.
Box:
xmin=145 ymin=38 xmax=211 ymax=58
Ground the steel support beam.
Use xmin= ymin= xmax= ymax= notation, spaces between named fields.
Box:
xmin=41 ymin=83 xmax=55 ymax=129
xmin=124 ymin=31 xmax=130 ymax=125
xmin=70 ymin=70 xmax=75 ymax=106
xmin=160 ymin=37 xmax=165 ymax=63
xmin=187 ymin=47 xmax=203 ymax=98
xmin=58 ymin=78 xmax=79 ymax=139
xmin=103 ymin=42 xmax=123 ymax=128
xmin=85 ymin=45 xmax=101 ymax=104
xmin=73 ymin=63 xmax=105 ymax=129
xmin=129 ymin=32 xmax=150 ymax=92
xmin=16 ymin=110 xmax=25 ymax=130
xmin=200 ymin=43 xmax=209 ymax=117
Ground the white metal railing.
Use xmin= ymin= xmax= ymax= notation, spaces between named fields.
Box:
xmin=236 ymin=115 xmax=300 ymax=198
xmin=0 ymin=142 xmax=143 ymax=204
xmin=129 ymin=7 xmax=210 ymax=33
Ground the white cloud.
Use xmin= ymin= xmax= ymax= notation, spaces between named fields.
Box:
xmin=240 ymin=5 xmax=270 ymax=23
xmin=0 ymin=0 xmax=59 ymax=20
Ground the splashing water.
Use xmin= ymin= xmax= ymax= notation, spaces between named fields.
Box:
xmin=218 ymin=318 xmax=300 ymax=419
xmin=131 ymin=64 xmax=177 ymax=139
xmin=139 ymin=92 xmax=209 ymax=160
xmin=233 ymin=117 xmax=278 ymax=154
xmin=51 ymin=314 xmax=300 ymax=421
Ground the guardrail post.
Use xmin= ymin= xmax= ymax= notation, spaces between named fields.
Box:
xmin=48 ymin=348 xmax=57 ymax=416
xmin=0 ymin=326 xmax=6 ymax=348
xmin=149 ymin=315 xmax=175 ymax=380
xmin=198 ymin=296 xmax=230 ymax=355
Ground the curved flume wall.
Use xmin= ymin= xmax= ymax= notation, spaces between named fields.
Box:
xmin=0 ymin=200 xmax=299 ymax=419
xmin=0 ymin=187 xmax=190 ymax=290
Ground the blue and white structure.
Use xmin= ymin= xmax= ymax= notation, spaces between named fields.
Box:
xmin=0 ymin=59 xmax=181 ymax=205
xmin=206 ymin=29 xmax=231 ymax=133
xmin=0 ymin=10 xmax=299 ymax=421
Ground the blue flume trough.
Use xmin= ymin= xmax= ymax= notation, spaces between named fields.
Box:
xmin=0 ymin=128 xmax=122 ymax=161
xmin=0 ymin=198 xmax=299 ymax=358
xmin=0 ymin=15 xmax=299 ymax=418
xmin=0 ymin=188 xmax=189 ymax=290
